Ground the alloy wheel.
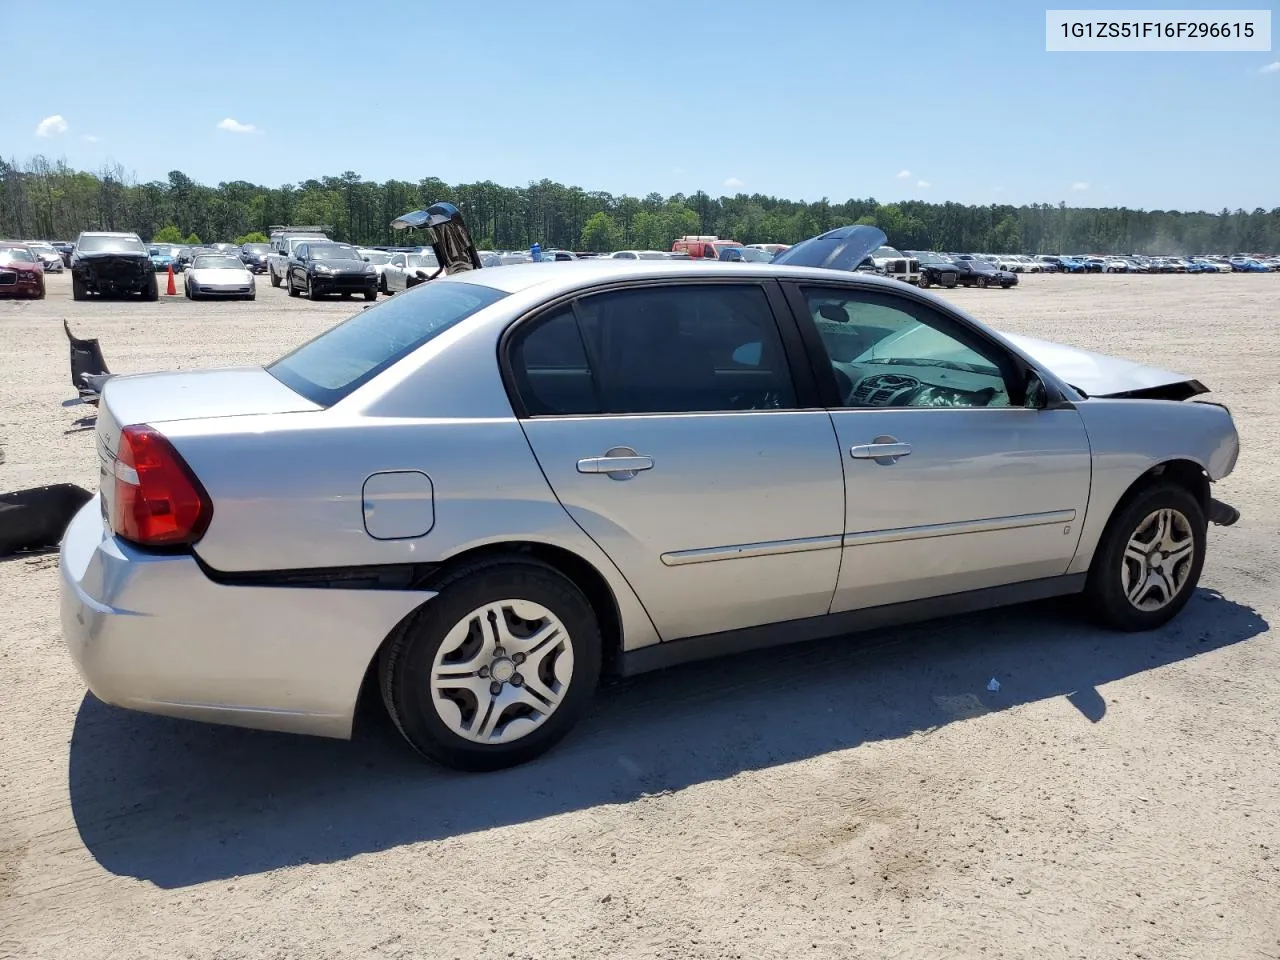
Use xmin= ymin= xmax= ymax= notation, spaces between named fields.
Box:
xmin=430 ymin=600 xmax=575 ymax=744
xmin=1120 ymin=508 xmax=1196 ymax=611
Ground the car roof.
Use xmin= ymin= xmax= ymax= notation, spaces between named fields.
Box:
xmin=443 ymin=259 xmax=924 ymax=296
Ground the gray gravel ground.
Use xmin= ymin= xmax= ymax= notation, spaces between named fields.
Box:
xmin=1 ymin=270 xmax=1277 ymax=960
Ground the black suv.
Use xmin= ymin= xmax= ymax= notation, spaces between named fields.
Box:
xmin=71 ymin=231 xmax=158 ymax=300
xmin=286 ymin=241 xmax=378 ymax=300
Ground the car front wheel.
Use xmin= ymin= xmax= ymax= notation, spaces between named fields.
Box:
xmin=379 ymin=558 xmax=602 ymax=771
xmin=1084 ymin=482 xmax=1206 ymax=631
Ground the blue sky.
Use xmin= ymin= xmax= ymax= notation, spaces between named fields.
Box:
xmin=8 ymin=0 xmax=1277 ymax=210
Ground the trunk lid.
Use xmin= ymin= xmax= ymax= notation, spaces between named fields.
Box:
xmin=390 ymin=201 xmax=484 ymax=275
xmin=769 ymin=225 xmax=888 ymax=272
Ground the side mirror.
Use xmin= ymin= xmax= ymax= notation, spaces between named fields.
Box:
xmin=363 ymin=256 xmax=370 ymax=262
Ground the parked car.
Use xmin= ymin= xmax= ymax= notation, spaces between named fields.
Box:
xmin=240 ymin=242 xmax=273 ymax=274
xmin=610 ymin=250 xmax=669 ymax=260
xmin=52 ymin=241 xmax=75 ymax=266
xmin=184 ymin=253 xmax=257 ymax=300
xmin=57 ymin=220 xmax=1243 ymax=772
xmin=1229 ymin=257 xmax=1270 ymax=273
xmin=717 ymin=247 xmax=774 ymax=263
xmin=904 ymin=250 xmax=959 ymax=289
xmin=209 ymin=242 xmax=239 ymax=254
xmin=383 ymin=250 xmax=442 ymax=293
xmin=870 ymin=245 xmax=921 ymax=284
xmin=357 ymin=248 xmax=394 ymax=290
xmin=148 ymin=244 xmax=178 ymax=273
xmin=24 ymin=240 xmax=65 ymax=273
xmin=70 ymin=231 xmax=157 ymax=300
xmin=952 ymin=257 xmax=1018 ymax=288
xmin=746 ymin=243 xmax=790 ymax=256
xmin=1056 ymin=256 xmax=1090 ymax=273
xmin=0 ymin=244 xmax=46 ymax=298
xmin=287 ymin=241 xmax=378 ymax=300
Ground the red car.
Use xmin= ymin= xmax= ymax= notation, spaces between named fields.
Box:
xmin=0 ymin=244 xmax=45 ymax=298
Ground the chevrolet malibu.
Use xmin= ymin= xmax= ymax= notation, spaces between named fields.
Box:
xmin=60 ymin=215 xmax=1241 ymax=771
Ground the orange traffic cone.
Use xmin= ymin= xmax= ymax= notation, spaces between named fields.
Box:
xmin=166 ymin=265 xmax=176 ymax=296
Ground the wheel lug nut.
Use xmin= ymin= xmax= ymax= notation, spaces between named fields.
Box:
xmin=494 ymin=646 xmax=506 ymax=658
xmin=512 ymin=653 xmax=526 ymax=665
xmin=478 ymin=666 xmax=490 ymax=678
xmin=511 ymin=674 xmax=524 ymax=687
xmin=490 ymin=681 xmax=502 ymax=696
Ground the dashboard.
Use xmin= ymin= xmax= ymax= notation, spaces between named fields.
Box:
xmin=837 ymin=360 xmax=1009 ymax=408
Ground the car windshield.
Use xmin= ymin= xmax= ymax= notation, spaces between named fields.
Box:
xmin=634 ymin=251 xmax=666 ymax=260
xmin=193 ymin=255 xmax=244 ymax=270
xmin=268 ymin=280 xmax=509 ymax=407
xmin=910 ymin=251 xmax=951 ymax=265
xmin=243 ymin=243 xmax=271 ymax=253
xmin=27 ymin=243 xmax=55 ymax=254
xmin=730 ymin=247 xmax=772 ymax=262
xmin=407 ymin=252 xmax=439 ymax=268
xmin=361 ymin=251 xmax=392 ymax=264
xmin=873 ymin=246 xmax=905 ymax=259
xmin=77 ymin=234 xmax=146 ymax=254
xmin=969 ymin=260 xmax=996 ymax=271
xmin=309 ymin=244 xmax=361 ymax=261
xmin=0 ymin=248 xmax=36 ymax=264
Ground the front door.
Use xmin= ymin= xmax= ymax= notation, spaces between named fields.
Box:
xmin=784 ymin=282 xmax=1093 ymax=612
xmin=508 ymin=281 xmax=847 ymax=641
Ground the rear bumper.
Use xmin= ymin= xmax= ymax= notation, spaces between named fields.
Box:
xmin=59 ymin=497 xmax=430 ymax=739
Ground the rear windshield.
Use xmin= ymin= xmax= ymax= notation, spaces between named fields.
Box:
xmin=267 ymin=280 xmax=509 ymax=406
xmin=77 ymin=234 xmax=146 ymax=254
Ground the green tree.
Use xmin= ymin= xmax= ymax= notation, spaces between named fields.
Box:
xmin=580 ymin=212 xmax=622 ymax=252
xmin=183 ymin=232 xmax=201 ymax=245
xmin=234 ymin=230 xmax=269 ymax=244
xmin=153 ymin=225 xmax=184 ymax=244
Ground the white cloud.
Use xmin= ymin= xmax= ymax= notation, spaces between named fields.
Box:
xmin=723 ymin=176 xmax=744 ymax=189
xmin=917 ymin=180 xmax=930 ymax=188
xmin=1259 ymin=61 xmax=1280 ymax=74
xmin=1071 ymin=181 xmax=1090 ymax=191
xmin=896 ymin=169 xmax=911 ymax=179
xmin=216 ymin=117 xmax=258 ymax=134
xmin=35 ymin=115 xmax=68 ymax=137
xmin=82 ymin=134 xmax=101 ymax=143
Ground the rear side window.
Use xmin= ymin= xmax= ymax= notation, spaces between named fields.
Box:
xmin=268 ymin=280 xmax=508 ymax=406
xmin=507 ymin=283 xmax=797 ymax=416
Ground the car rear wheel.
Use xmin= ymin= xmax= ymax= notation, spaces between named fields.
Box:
xmin=270 ymin=269 xmax=281 ymax=288
xmin=1084 ymin=482 xmax=1206 ymax=631
xmin=379 ymin=558 xmax=602 ymax=771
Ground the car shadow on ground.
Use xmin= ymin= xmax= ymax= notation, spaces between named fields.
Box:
xmin=68 ymin=588 xmax=1266 ymax=889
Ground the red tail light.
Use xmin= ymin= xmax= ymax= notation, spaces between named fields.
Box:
xmin=112 ymin=424 xmax=213 ymax=546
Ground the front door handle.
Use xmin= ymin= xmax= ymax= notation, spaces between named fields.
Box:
xmin=850 ymin=435 xmax=912 ymax=465
xmin=577 ymin=446 xmax=654 ymax=480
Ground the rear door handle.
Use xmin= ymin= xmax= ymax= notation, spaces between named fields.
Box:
xmin=849 ymin=437 xmax=912 ymax=465
xmin=577 ymin=446 xmax=654 ymax=480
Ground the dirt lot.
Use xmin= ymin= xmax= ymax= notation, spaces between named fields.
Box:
xmin=2 ymin=270 xmax=1278 ymax=960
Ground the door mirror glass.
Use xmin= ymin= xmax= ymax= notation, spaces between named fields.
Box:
xmin=732 ymin=341 xmax=762 ymax=366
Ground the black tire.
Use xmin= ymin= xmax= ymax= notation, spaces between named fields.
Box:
xmin=379 ymin=558 xmax=602 ymax=771
xmin=917 ymin=273 xmax=931 ymax=289
xmin=363 ymin=288 xmax=376 ymax=302
xmin=34 ymin=283 xmax=46 ymax=300
xmin=184 ymin=280 xmax=192 ymax=300
xmin=287 ymin=275 xmax=299 ymax=298
xmin=307 ymin=278 xmax=322 ymax=301
xmin=379 ymin=275 xmax=387 ymax=294
xmin=142 ymin=276 xmax=159 ymax=301
xmin=71 ymin=274 xmax=87 ymax=301
xmin=977 ymin=276 xmax=989 ymax=289
xmin=270 ymin=269 xmax=281 ymax=288
xmin=1083 ymin=482 xmax=1206 ymax=631
xmin=246 ymin=291 xmax=256 ymax=301
xmin=945 ymin=280 xmax=958 ymax=289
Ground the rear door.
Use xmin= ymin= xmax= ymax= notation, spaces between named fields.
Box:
xmin=782 ymin=281 xmax=1093 ymax=612
xmin=509 ymin=280 xmax=846 ymax=642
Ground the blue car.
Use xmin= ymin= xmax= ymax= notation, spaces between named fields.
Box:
xmin=1057 ymin=256 xmax=1090 ymax=273
xmin=1184 ymin=259 xmax=1218 ymax=274
xmin=148 ymin=244 xmax=180 ymax=273
xmin=1230 ymin=257 xmax=1270 ymax=273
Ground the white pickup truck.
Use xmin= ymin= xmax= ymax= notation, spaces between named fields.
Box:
xmin=266 ymin=229 xmax=330 ymax=288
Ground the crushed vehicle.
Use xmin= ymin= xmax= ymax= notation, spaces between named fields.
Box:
xmin=70 ymin=232 xmax=158 ymax=300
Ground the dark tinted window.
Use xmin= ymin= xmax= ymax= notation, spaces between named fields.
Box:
xmin=268 ymin=280 xmax=508 ymax=406
xmin=573 ymin=284 xmax=797 ymax=414
xmin=510 ymin=307 xmax=600 ymax=416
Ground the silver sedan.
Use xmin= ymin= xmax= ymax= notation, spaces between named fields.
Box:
xmin=183 ymin=253 xmax=256 ymax=300
xmin=59 ymin=219 xmax=1241 ymax=771
xmin=382 ymin=250 xmax=441 ymax=293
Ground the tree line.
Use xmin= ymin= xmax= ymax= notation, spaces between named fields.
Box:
xmin=2 ymin=155 xmax=1277 ymax=255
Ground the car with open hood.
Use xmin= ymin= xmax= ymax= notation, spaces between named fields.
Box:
xmin=70 ymin=231 xmax=158 ymax=301
xmin=183 ymin=252 xmax=256 ymax=300
xmin=0 ymin=244 xmax=45 ymax=298
xmin=286 ymin=241 xmax=378 ymax=301
xmin=952 ymin=257 xmax=1018 ymax=288
xmin=905 ymin=250 xmax=959 ymax=289
xmin=58 ymin=217 xmax=1242 ymax=772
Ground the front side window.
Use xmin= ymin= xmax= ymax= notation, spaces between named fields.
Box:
xmin=269 ymin=279 xmax=508 ymax=406
xmin=801 ymin=287 xmax=1013 ymax=409
xmin=509 ymin=283 xmax=797 ymax=416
